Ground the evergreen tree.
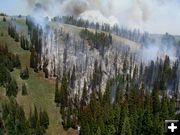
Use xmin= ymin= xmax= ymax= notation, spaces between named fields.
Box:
xmin=121 ymin=114 xmax=132 ymax=135
xmin=22 ymin=83 xmax=28 ymax=95
xmin=153 ymin=113 xmax=163 ymax=135
xmin=0 ymin=116 xmax=5 ymax=135
xmin=5 ymin=114 xmax=16 ymax=135
xmin=160 ymin=94 xmax=169 ymax=121
xmin=15 ymin=106 xmax=28 ymax=135
xmin=29 ymin=105 xmax=38 ymax=129
xmin=3 ymin=16 xmax=6 ymax=22
xmin=20 ymin=66 xmax=29 ymax=79
xmin=95 ymin=127 xmax=101 ymax=135
xmin=54 ymin=77 xmax=60 ymax=104
xmin=60 ymin=73 xmax=68 ymax=109
xmin=30 ymin=48 xmax=35 ymax=68
xmin=14 ymin=33 xmax=19 ymax=42
xmin=70 ymin=65 xmax=76 ymax=89
xmin=39 ymin=109 xmax=49 ymax=129
xmin=35 ymin=121 xmax=44 ymax=135
xmin=80 ymin=80 xmax=88 ymax=110
xmin=102 ymin=80 xmax=111 ymax=105
xmin=142 ymin=93 xmax=153 ymax=135
xmin=168 ymin=97 xmax=176 ymax=119
xmin=6 ymin=78 xmax=18 ymax=97
xmin=152 ymin=82 xmax=161 ymax=115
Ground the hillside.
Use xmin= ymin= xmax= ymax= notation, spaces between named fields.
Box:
xmin=0 ymin=15 xmax=179 ymax=135
xmin=0 ymin=15 xmax=140 ymax=135
xmin=50 ymin=21 xmax=140 ymax=51
xmin=0 ymin=16 xmax=77 ymax=135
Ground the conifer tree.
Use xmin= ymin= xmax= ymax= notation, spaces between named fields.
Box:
xmin=30 ymin=48 xmax=35 ymax=68
xmin=22 ymin=83 xmax=28 ymax=95
xmin=6 ymin=78 xmax=18 ymax=97
xmin=54 ymin=77 xmax=60 ymax=104
xmin=39 ymin=109 xmax=49 ymax=129
xmin=168 ymin=97 xmax=176 ymax=119
xmin=142 ymin=93 xmax=153 ymax=135
xmin=60 ymin=73 xmax=68 ymax=109
xmin=80 ymin=80 xmax=88 ymax=110
xmin=0 ymin=116 xmax=5 ymax=135
xmin=152 ymin=82 xmax=161 ymax=115
xmin=160 ymin=94 xmax=169 ymax=121
xmin=95 ymin=127 xmax=101 ymax=135
xmin=70 ymin=65 xmax=76 ymax=89
xmin=121 ymin=114 xmax=132 ymax=135
xmin=102 ymin=80 xmax=111 ymax=106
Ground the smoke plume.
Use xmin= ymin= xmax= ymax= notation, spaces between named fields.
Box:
xmin=23 ymin=0 xmax=180 ymax=35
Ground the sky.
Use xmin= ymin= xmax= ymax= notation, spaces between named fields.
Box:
xmin=0 ymin=0 xmax=28 ymax=15
xmin=0 ymin=0 xmax=180 ymax=35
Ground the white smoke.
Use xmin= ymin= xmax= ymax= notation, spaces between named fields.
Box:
xmin=23 ymin=0 xmax=180 ymax=35
xmin=77 ymin=10 xmax=119 ymax=27
xmin=140 ymin=43 xmax=177 ymax=62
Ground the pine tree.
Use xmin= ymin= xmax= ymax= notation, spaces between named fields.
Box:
xmin=105 ymin=124 xmax=116 ymax=135
xmin=14 ymin=33 xmax=19 ymax=42
xmin=142 ymin=93 xmax=153 ymax=135
xmin=22 ymin=83 xmax=28 ymax=95
xmin=29 ymin=105 xmax=38 ymax=129
xmin=5 ymin=114 xmax=16 ymax=135
xmin=15 ymin=106 xmax=28 ymax=134
xmin=6 ymin=78 xmax=18 ymax=97
xmin=60 ymin=73 xmax=68 ymax=109
xmin=112 ymin=104 xmax=121 ymax=134
xmin=102 ymin=80 xmax=111 ymax=106
xmin=54 ymin=77 xmax=60 ymax=104
xmin=80 ymin=80 xmax=88 ymax=110
xmin=160 ymin=93 xmax=169 ymax=121
xmin=121 ymin=114 xmax=132 ymax=135
xmin=3 ymin=16 xmax=6 ymax=22
xmin=168 ymin=97 xmax=176 ymax=119
xmin=0 ymin=116 xmax=5 ymax=135
xmin=152 ymin=82 xmax=161 ymax=115
xmin=20 ymin=66 xmax=29 ymax=80
xmin=153 ymin=113 xmax=163 ymax=135
xmin=39 ymin=109 xmax=49 ymax=129
xmin=14 ymin=55 xmax=21 ymax=68
xmin=35 ymin=121 xmax=44 ymax=135
xmin=95 ymin=127 xmax=101 ymax=135
xmin=163 ymin=55 xmax=171 ymax=79
xmin=30 ymin=48 xmax=35 ymax=68
xmin=70 ymin=65 xmax=76 ymax=89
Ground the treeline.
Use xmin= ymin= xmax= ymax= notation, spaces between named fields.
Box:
xmin=54 ymin=54 xmax=179 ymax=134
xmin=52 ymin=16 xmax=152 ymax=45
xmin=52 ymin=16 xmax=113 ymax=32
xmin=80 ymin=28 xmax=112 ymax=56
xmin=0 ymin=98 xmax=49 ymax=135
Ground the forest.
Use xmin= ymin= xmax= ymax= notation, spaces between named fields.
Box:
xmin=0 ymin=13 xmax=180 ymax=135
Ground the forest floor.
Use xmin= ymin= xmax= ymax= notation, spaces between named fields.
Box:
xmin=0 ymin=16 xmax=77 ymax=135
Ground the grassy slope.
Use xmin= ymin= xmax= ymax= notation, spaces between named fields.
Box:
xmin=0 ymin=17 xmax=140 ymax=135
xmin=50 ymin=22 xmax=140 ymax=51
xmin=0 ymin=17 xmax=76 ymax=135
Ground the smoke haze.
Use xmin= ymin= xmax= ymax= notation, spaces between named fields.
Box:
xmin=20 ymin=0 xmax=180 ymax=35
xmin=1 ymin=0 xmax=180 ymax=34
